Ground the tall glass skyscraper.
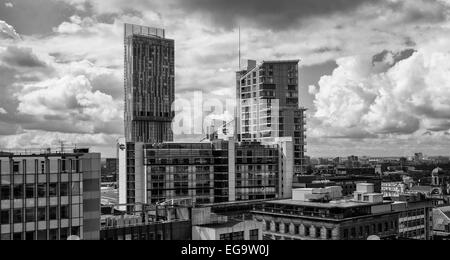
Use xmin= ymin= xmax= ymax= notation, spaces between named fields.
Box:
xmin=124 ymin=24 xmax=175 ymax=143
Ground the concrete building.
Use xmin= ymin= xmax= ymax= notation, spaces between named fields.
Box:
xmin=100 ymin=203 xmax=191 ymax=240
xmin=236 ymin=60 xmax=307 ymax=175
xmin=101 ymin=158 xmax=118 ymax=183
xmin=293 ymin=175 xmax=382 ymax=197
xmin=251 ymin=183 xmax=400 ymax=240
xmin=124 ymin=23 xmax=175 ymax=143
xmin=0 ymin=148 xmax=101 ymax=240
xmin=433 ymin=206 xmax=450 ymax=240
xmin=390 ymin=194 xmax=434 ymax=240
xmin=118 ymin=138 xmax=294 ymax=208
xmin=193 ymin=220 xmax=262 ymax=240
xmin=382 ymin=182 xmax=407 ymax=198
xmin=191 ymin=206 xmax=262 ymax=240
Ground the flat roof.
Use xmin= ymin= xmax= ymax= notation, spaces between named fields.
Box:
xmin=262 ymin=59 xmax=300 ymax=64
xmin=195 ymin=220 xmax=243 ymax=229
xmin=265 ymin=199 xmax=389 ymax=209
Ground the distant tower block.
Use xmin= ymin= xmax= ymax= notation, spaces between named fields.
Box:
xmin=124 ymin=23 xmax=175 ymax=143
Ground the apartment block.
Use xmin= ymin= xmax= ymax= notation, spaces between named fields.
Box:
xmin=236 ymin=60 xmax=307 ymax=175
xmin=124 ymin=23 xmax=175 ymax=143
xmin=0 ymin=149 xmax=101 ymax=240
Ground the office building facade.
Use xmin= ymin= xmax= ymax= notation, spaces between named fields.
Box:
xmin=251 ymin=184 xmax=400 ymax=240
xmin=236 ymin=60 xmax=307 ymax=175
xmin=0 ymin=149 xmax=101 ymax=240
xmin=124 ymin=23 xmax=175 ymax=143
xmin=118 ymin=138 xmax=294 ymax=207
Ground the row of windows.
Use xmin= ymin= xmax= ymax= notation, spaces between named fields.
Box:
xmin=0 ymin=159 xmax=80 ymax=175
xmin=266 ymin=221 xmax=333 ymax=240
xmin=400 ymin=218 xmax=425 ymax=229
xmin=342 ymin=221 xmax=397 ymax=240
xmin=220 ymin=231 xmax=245 ymax=241
xmin=0 ymin=226 xmax=80 ymax=240
xmin=402 ymin=209 xmax=426 ymax=218
xmin=1 ymin=205 xmax=71 ymax=224
xmin=399 ymin=229 xmax=426 ymax=238
xmin=0 ymin=182 xmax=80 ymax=200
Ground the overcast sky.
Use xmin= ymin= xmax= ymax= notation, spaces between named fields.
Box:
xmin=1 ymin=0 xmax=450 ymax=158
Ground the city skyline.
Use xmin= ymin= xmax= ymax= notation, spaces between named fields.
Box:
xmin=1 ymin=0 xmax=450 ymax=158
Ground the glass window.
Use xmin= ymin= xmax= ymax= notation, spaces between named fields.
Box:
xmin=49 ymin=229 xmax=59 ymax=240
xmin=61 ymin=205 xmax=69 ymax=219
xmin=60 ymin=228 xmax=69 ymax=240
xmin=37 ymin=230 xmax=47 ymax=240
xmin=60 ymin=182 xmax=69 ymax=196
xmin=231 ymin=231 xmax=244 ymax=241
xmin=1 ymin=234 xmax=10 ymax=240
xmin=37 ymin=207 xmax=46 ymax=221
xmin=26 ymin=184 xmax=35 ymax=199
xmin=249 ymin=229 xmax=259 ymax=240
xmin=13 ymin=209 xmax=23 ymax=223
xmin=220 ymin=233 xmax=232 ymax=240
xmin=25 ymin=231 xmax=35 ymax=240
xmin=1 ymin=185 xmax=11 ymax=200
xmin=305 ymin=226 xmax=310 ymax=236
xmin=49 ymin=206 xmax=58 ymax=220
xmin=13 ymin=184 xmax=23 ymax=199
xmin=26 ymin=208 xmax=35 ymax=223
xmin=49 ymin=183 xmax=58 ymax=197
xmin=13 ymin=232 xmax=22 ymax=240
xmin=72 ymin=182 xmax=80 ymax=196
xmin=13 ymin=162 xmax=20 ymax=174
xmin=71 ymin=226 xmax=80 ymax=237
xmin=37 ymin=184 xmax=46 ymax=198
xmin=1 ymin=210 xmax=10 ymax=224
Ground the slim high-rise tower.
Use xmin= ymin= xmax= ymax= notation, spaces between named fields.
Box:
xmin=236 ymin=60 xmax=307 ymax=175
xmin=124 ymin=24 xmax=175 ymax=143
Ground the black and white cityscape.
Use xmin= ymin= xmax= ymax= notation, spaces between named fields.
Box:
xmin=1 ymin=0 xmax=450 ymax=243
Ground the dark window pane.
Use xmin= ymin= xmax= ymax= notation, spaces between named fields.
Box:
xmin=37 ymin=230 xmax=47 ymax=240
xmin=37 ymin=207 xmax=46 ymax=221
xmin=1 ymin=185 xmax=11 ymax=200
xmin=49 ymin=229 xmax=59 ymax=240
xmin=25 ymin=231 xmax=35 ymax=240
xmin=60 ymin=228 xmax=69 ymax=240
xmin=26 ymin=208 xmax=35 ymax=223
xmin=37 ymin=184 xmax=46 ymax=198
xmin=60 ymin=182 xmax=69 ymax=196
xmin=49 ymin=206 xmax=58 ymax=220
xmin=1 ymin=210 xmax=10 ymax=225
xmin=13 ymin=232 xmax=22 ymax=240
xmin=49 ymin=183 xmax=58 ymax=197
xmin=13 ymin=184 xmax=23 ymax=199
xmin=13 ymin=209 xmax=23 ymax=223
xmin=26 ymin=184 xmax=35 ymax=199
xmin=71 ymin=226 xmax=80 ymax=237
xmin=60 ymin=205 xmax=69 ymax=219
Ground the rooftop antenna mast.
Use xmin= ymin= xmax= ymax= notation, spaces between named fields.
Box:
xmin=238 ymin=26 xmax=241 ymax=70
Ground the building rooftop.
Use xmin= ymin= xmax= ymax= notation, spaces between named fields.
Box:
xmin=265 ymin=199 xmax=389 ymax=209
xmin=262 ymin=59 xmax=300 ymax=64
xmin=195 ymin=220 xmax=243 ymax=229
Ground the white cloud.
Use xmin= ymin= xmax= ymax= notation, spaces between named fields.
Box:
xmin=16 ymin=75 xmax=122 ymax=132
xmin=4 ymin=2 xmax=13 ymax=8
xmin=311 ymin=44 xmax=450 ymax=141
xmin=0 ymin=108 xmax=7 ymax=114
xmin=2 ymin=0 xmax=450 ymax=156
xmin=0 ymin=20 xmax=20 ymax=40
